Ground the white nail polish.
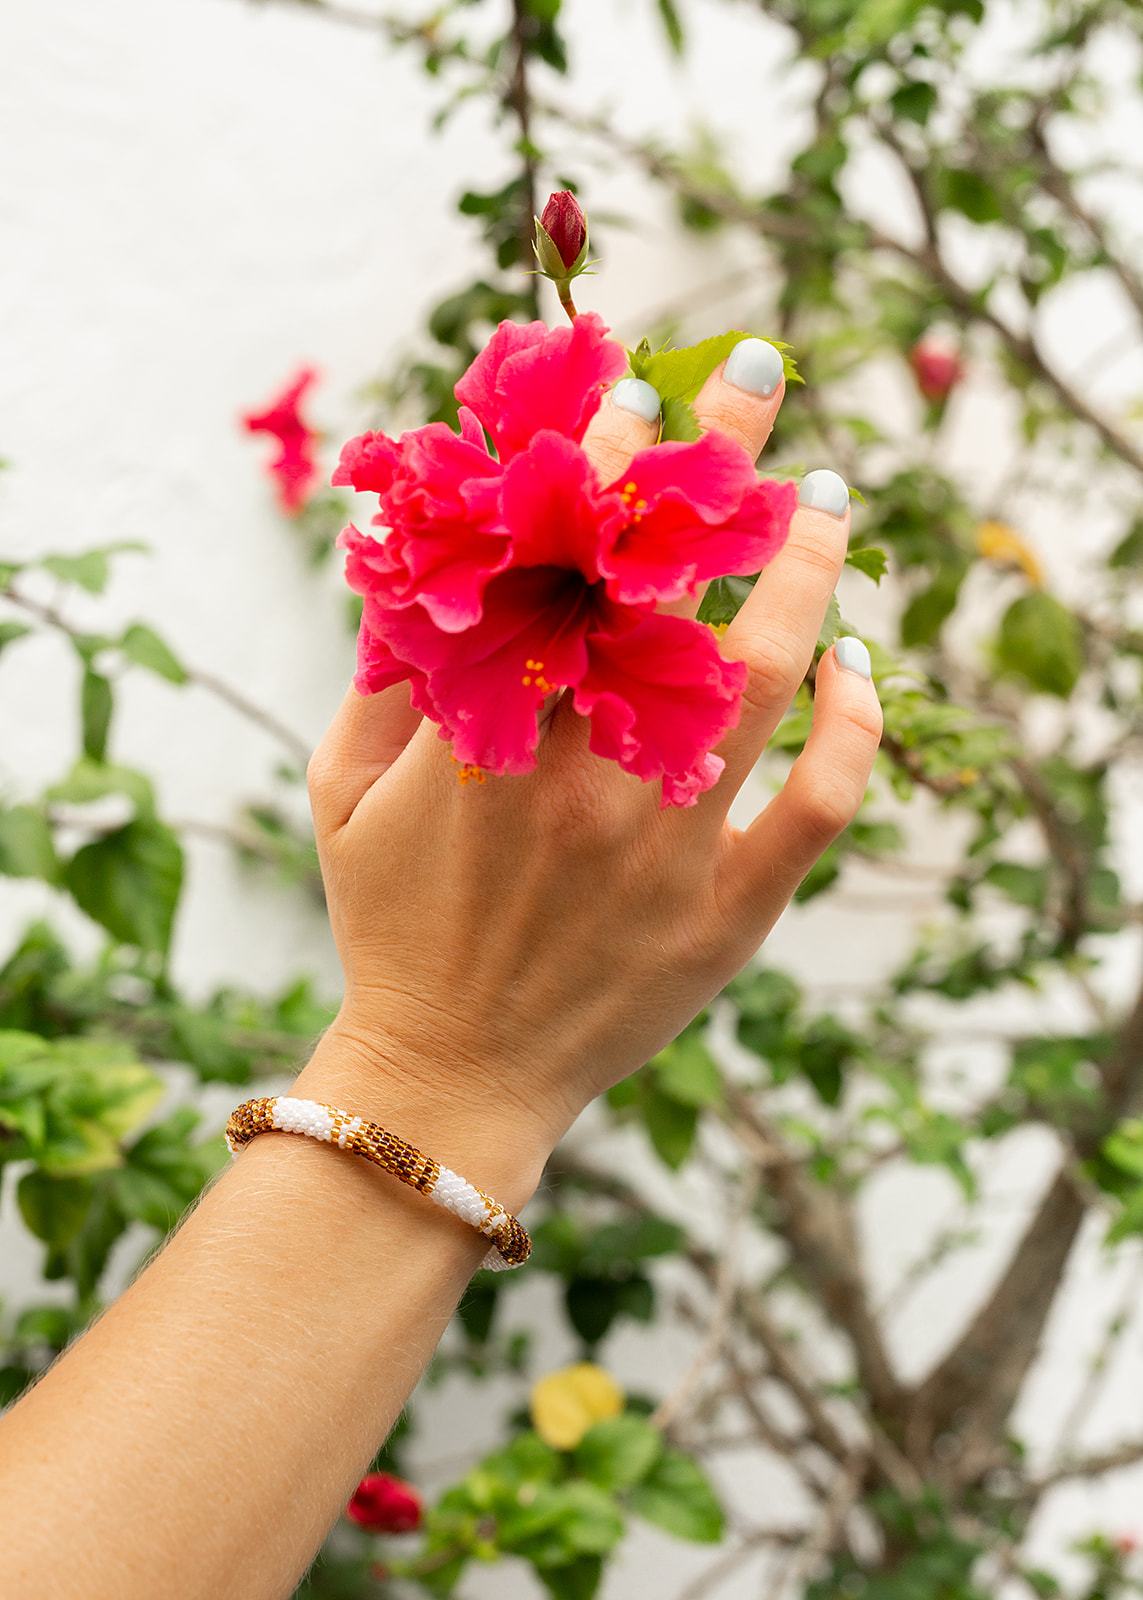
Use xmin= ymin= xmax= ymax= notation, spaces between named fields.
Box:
xmin=835 ymin=636 xmax=872 ymax=679
xmin=723 ymin=338 xmax=784 ymax=397
xmin=611 ymin=377 xmax=661 ymax=422
xmin=799 ymin=469 xmax=849 ymax=517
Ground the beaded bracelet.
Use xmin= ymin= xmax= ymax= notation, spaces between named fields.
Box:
xmin=225 ymin=1095 xmax=532 ymax=1271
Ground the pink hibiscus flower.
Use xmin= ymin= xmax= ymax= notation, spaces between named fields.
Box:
xmin=334 ymin=316 xmax=795 ymax=806
xmin=243 ymin=367 xmax=320 ymax=514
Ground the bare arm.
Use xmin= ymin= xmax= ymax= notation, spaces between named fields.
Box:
xmin=0 ymin=349 xmax=881 ymax=1600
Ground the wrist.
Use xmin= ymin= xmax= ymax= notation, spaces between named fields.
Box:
xmin=291 ymin=1013 xmax=558 ymax=1215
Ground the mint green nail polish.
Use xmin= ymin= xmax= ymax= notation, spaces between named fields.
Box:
xmin=835 ymin=636 xmax=872 ymax=679
xmin=723 ymin=338 xmax=784 ymax=397
xmin=612 ymin=377 xmax=661 ymax=422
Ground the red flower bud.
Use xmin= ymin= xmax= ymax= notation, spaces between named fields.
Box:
xmin=347 ymin=1472 xmax=423 ymax=1534
xmin=909 ymin=338 xmax=965 ymax=402
xmin=539 ymin=191 xmax=587 ymax=270
xmin=1117 ymin=1534 xmax=1139 ymax=1557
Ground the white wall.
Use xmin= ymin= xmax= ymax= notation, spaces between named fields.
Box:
xmin=3 ymin=1 xmax=1143 ymax=1594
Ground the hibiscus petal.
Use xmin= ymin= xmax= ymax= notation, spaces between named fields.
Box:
xmin=455 ymin=314 xmax=627 ymax=462
xmin=500 ymin=431 xmax=625 ymax=580
xmin=574 ymin=606 xmax=747 ymax=806
xmin=377 ymin=567 xmax=593 ymax=773
xmin=353 ymin=603 xmax=421 ymax=698
xmin=601 ymin=434 xmax=797 ymax=606
xmin=332 ymin=430 xmax=401 ymax=495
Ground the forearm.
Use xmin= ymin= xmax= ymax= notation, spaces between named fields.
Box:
xmin=0 ymin=1028 xmax=550 ymax=1600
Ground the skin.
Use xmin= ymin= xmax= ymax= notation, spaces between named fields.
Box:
xmin=0 ymin=355 xmax=881 ymax=1599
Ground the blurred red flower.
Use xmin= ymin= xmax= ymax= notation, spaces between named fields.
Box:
xmin=242 ymin=367 xmax=320 ymax=514
xmin=346 ymin=1471 xmax=423 ymax=1534
xmin=909 ymin=338 xmax=964 ymax=402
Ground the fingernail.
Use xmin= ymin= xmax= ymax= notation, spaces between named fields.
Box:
xmin=799 ymin=468 xmax=850 ymax=517
xmin=611 ymin=377 xmax=661 ymax=423
xmin=835 ymin=636 xmax=872 ymax=679
xmin=723 ymin=338 xmax=785 ymax=397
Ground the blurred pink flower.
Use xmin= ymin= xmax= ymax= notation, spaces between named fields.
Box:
xmin=335 ymin=315 xmax=794 ymax=806
xmin=242 ymin=366 xmax=320 ymax=514
xmin=909 ymin=338 xmax=964 ymax=402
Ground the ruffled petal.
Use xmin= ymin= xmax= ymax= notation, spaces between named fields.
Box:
xmin=455 ymin=314 xmax=627 ymax=462
xmin=331 ymin=430 xmax=400 ymax=494
xmin=573 ymin=604 xmax=747 ymax=807
xmin=499 ymin=431 xmax=625 ymax=580
xmin=353 ymin=602 xmax=420 ymax=698
xmin=337 ymin=420 xmax=507 ymax=632
xmin=601 ymin=434 xmax=797 ymax=605
xmin=376 ymin=567 xmax=593 ymax=773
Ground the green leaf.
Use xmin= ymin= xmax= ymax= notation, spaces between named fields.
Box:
xmin=42 ymin=550 xmax=114 ymax=593
xmin=17 ymin=1172 xmax=94 ymax=1248
xmin=64 ymin=817 xmax=183 ymax=954
xmin=40 ymin=543 xmax=144 ymax=595
xmin=120 ymin=623 xmax=187 ymax=684
xmin=901 ymin=570 xmax=963 ymax=647
xmin=628 ymin=1449 xmax=724 ymax=1542
xmin=642 ymin=1083 xmax=698 ymax=1169
xmin=996 ymin=592 xmax=1083 ymax=698
xmin=630 ymin=331 xmax=798 ymax=403
xmin=81 ymin=670 xmax=113 ymax=761
xmin=652 ymin=1033 xmax=722 ymax=1107
xmin=817 ymin=593 xmax=842 ymax=652
xmin=696 ymin=573 xmax=754 ymax=626
xmin=0 ymin=620 xmax=31 ymax=656
xmin=575 ymin=1415 xmax=663 ymax=1490
xmin=846 ymin=546 xmax=888 ymax=583
xmin=0 ymin=806 xmax=60 ymax=882
xmin=538 ymin=1556 xmax=603 ymax=1600
xmin=47 ymin=757 xmax=155 ymax=814
xmin=938 ymin=167 xmax=1004 ymax=224
xmin=890 ymin=81 xmax=936 ymax=124
xmin=658 ymin=395 xmax=701 ymax=442
xmin=655 ymin=0 xmax=684 ymax=54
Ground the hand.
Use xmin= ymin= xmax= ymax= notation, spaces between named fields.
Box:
xmin=302 ymin=342 xmax=882 ymax=1198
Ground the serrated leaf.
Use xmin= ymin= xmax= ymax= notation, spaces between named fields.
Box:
xmin=846 ymin=546 xmax=888 ymax=583
xmin=658 ymin=395 xmax=701 ymax=442
xmin=630 ymin=331 xmax=799 ymax=404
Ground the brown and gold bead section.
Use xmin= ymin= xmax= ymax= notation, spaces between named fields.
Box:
xmin=225 ymin=1096 xmax=532 ymax=1271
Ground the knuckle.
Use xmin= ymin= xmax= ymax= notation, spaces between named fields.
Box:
xmin=305 ymin=746 xmax=336 ymax=802
xmin=789 ymin=515 xmax=849 ymax=580
xmin=734 ymin=631 xmax=807 ymax=719
xmin=791 ymin=769 xmax=862 ymax=842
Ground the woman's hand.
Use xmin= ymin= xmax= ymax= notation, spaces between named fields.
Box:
xmin=303 ymin=342 xmax=882 ymax=1193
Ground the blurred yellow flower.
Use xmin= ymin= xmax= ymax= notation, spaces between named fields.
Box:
xmin=530 ymin=1362 xmax=624 ymax=1450
xmin=975 ymin=520 xmax=1044 ymax=587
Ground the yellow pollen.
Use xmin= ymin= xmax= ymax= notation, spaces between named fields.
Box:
xmin=634 ymin=498 xmax=648 ymax=512
xmin=452 ymin=758 xmax=486 ymax=787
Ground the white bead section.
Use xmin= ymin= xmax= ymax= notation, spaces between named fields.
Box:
xmin=431 ymin=1165 xmax=494 ymax=1232
xmin=272 ymin=1097 xmax=336 ymax=1141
